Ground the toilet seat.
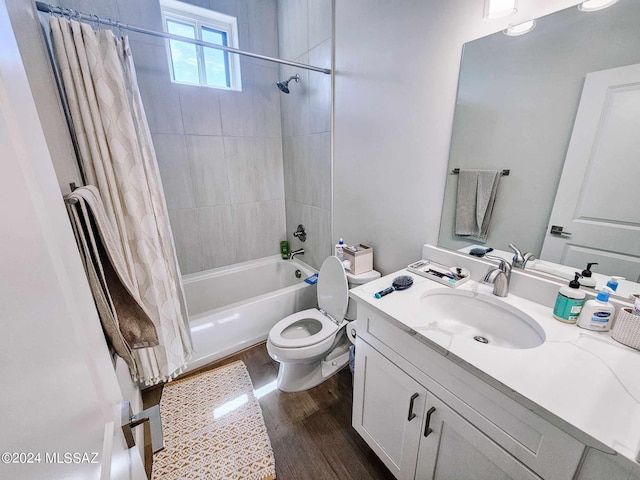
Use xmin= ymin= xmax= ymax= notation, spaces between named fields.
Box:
xmin=268 ymin=308 xmax=340 ymax=349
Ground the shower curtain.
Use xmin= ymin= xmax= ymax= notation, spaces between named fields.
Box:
xmin=49 ymin=17 xmax=193 ymax=385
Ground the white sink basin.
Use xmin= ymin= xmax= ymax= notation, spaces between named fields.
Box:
xmin=419 ymin=289 xmax=545 ymax=349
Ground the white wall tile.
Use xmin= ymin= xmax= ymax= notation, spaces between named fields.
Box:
xmin=219 ymin=60 xmax=256 ymax=136
xmin=197 ymin=205 xmax=237 ymax=269
xmin=116 ymin=0 xmax=163 ymax=46
xmin=185 ymin=135 xmax=230 ymax=207
xmin=308 ymin=133 xmax=331 ymax=210
xmin=252 ymin=65 xmax=282 ymax=138
xmin=153 ymin=134 xmax=195 ymax=209
xmin=285 ymin=201 xmax=331 ymax=270
xmin=130 ymin=41 xmax=184 ymax=135
xmin=168 ymin=209 xmax=203 ymax=274
xmin=309 ymin=40 xmax=332 ymax=133
xmin=225 ymin=137 xmax=285 ymax=204
xmin=247 ymin=0 xmax=279 ymax=60
xmin=279 ymin=55 xmax=310 ymax=137
xmin=308 ymin=0 xmax=332 ymax=49
xmin=277 ymin=0 xmax=309 ymax=60
xmin=232 ymin=200 xmax=286 ymax=262
xmin=179 ymin=85 xmax=223 ymax=136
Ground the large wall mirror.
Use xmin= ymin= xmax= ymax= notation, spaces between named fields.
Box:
xmin=438 ymin=0 xmax=640 ymax=298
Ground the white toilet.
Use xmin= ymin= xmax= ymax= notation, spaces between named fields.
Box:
xmin=267 ymin=256 xmax=380 ymax=392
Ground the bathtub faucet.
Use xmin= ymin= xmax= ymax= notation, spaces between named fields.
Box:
xmin=289 ymin=248 xmax=304 ymax=260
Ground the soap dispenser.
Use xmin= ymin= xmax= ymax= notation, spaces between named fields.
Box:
xmin=577 ymin=287 xmax=615 ymax=331
xmin=578 ymin=262 xmax=598 ymax=288
xmin=553 ymin=273 xmax=586 ymax=324
xmin=606 ymin=276 xmax=624 ymax=292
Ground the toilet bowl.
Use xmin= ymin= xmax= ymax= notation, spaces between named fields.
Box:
xmin=267 ymin=256 xmax=379 ymax=392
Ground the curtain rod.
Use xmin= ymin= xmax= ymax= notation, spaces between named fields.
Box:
xmin=35 ymin=1 xmax=332 ymax=75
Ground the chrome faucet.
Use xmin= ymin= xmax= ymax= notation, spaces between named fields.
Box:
xmin=289 ymin=248 xmax=304 ymax=260
xmin=483 ymin=255 xmax=512 ymax=297
xmin=508 ymin=243 xmax=535 ymax=269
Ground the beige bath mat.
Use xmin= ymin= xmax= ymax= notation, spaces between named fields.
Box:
xmin=151 ymin=361 xmax=276 ymax=480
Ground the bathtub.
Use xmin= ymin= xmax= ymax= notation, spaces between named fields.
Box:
xmin=182 ymin=255 xmax=317 ymax=372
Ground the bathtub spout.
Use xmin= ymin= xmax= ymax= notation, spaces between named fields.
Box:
xmin=289 ymin=248 xmax=304 ymax=260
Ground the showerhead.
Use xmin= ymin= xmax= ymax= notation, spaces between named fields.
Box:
xmin=276 ymin=74 xmax=300 ymax=94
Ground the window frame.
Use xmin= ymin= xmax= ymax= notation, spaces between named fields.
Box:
xmin=159 ymin=0 xmax=242 ymax=91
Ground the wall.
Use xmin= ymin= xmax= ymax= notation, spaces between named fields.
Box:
xmin=438 ymin=2 xmax=640 ymax=257
xmin=333 ymin=0 xmax=584 ymax=275
xmin=277 ymin=0 xmax=333 ymax=270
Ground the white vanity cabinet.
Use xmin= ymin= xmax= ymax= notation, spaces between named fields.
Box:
xmin=352 ymin=304 xmax=587 ymax=480
xmin=354 ymin=339 xmax=540 ymax=480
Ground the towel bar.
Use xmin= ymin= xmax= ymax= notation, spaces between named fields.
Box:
xmin=451 ymin=168 xmax=510 ymax=176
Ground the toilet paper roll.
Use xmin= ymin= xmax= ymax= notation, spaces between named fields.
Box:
xmin=347 ymin=321 xmax=358 ymax=345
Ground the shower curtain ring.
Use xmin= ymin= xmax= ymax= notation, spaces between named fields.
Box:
xmin=93 ymin=14 xmax=100 ymax=29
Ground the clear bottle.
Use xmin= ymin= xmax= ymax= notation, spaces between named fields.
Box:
xmin=577 ymin=287 xmax=615 ymax=331
xmin=553 ymin=273 xmax=586 ymax=324
xmin=335 ymin=238 xmax=345 ymax=261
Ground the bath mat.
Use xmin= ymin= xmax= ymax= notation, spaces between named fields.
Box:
xmin=151 ymin=361 xmax=276 ymax=480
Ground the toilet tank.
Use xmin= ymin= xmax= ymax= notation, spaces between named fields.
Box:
xmin=345 ymin=269 xmax=381 ymax=320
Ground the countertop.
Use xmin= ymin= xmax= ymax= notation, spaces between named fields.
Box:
xmin=350 ymin=269 xmax=640 ymax=468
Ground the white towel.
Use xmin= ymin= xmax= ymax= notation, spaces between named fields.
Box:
xmin=455 ymin=169 xmax=501 ymax=242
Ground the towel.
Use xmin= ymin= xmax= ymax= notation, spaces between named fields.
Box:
xmin=66 ymin=186 xmax=158 ymax=377
xmin=455 ymin=169 xmax=501 ymax=242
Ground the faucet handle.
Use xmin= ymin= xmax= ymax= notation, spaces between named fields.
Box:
xmin=485 ymin=254 xmax=511 ymax=274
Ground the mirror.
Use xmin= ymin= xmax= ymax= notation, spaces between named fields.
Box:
xmin=438 ymin=0 xmax=640 ymax=298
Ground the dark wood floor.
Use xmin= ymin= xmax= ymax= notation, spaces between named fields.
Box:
xmin=142 ymin=342 xmax=394 ymax=480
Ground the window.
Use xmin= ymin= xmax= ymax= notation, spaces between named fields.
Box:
xmin=160 ymin=0 xmax=241 ymax=90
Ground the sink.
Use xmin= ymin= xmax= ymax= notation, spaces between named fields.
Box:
xmin=419 ymin=289 xmax=545 ymax=349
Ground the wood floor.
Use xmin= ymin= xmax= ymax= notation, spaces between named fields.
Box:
xmin=142 ymin=342 xmax=394 ymax=480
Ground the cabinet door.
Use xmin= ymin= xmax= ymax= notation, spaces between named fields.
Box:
xmin=353 ymin=339 xmax=426 ymax=480
xmin=416 ymin=394 xmax=541 ymax=480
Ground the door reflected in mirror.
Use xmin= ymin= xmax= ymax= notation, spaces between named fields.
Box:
xmin=438 ymin=0 xmax=640 ymax=298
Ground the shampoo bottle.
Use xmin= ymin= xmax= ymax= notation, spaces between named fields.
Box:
xmin=577 ymin=287 xmax=615 ymax=331
xmin=553 ymin=273 xmax=586 ymax=324
xmin=578 ymin=262 xmax=598 ymax=288
xmin=335 ymin=238 xmax=345 ymax=261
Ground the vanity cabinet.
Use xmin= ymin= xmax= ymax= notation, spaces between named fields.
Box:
xmin=352 ymin=304 xmax=586 ymax=480
xmin=354 ymin=340 xmax=540 ymax=480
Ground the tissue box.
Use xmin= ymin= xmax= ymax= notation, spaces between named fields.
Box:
xmin=343 ymin=244 xmax=373 ymax=274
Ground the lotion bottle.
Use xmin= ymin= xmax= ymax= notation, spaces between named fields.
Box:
xmin=553 ymin=273 xmax=586 ymax=324
xmin=577 ymin=287 xmax=615 ymax=331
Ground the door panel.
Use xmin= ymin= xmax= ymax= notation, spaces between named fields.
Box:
xmin=416 ymin=394 xmax=540 ymax=480
xmin=0 ymin=4 xmax=145 ymax=478
xmin=541 ymin=63 xmax=640 ymax=282
xmin=353 ymin=339 xmax=426 ymax=479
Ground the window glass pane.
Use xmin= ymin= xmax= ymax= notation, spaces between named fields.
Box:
xmin=202 ymin=26 xmax=230 ymax=88
xmin=167 ymin=20 xmax=199 ymax=84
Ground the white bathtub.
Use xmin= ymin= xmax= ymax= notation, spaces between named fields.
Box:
xmin=182 ymin=255 xmax=317 ymax=372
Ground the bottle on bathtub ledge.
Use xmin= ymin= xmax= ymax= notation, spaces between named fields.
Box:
xmin=280 ymin=240 xmax=290 ymax=260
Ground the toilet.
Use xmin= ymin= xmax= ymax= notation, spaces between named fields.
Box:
xmin=267 ymin=256 xmax=380 ymax=392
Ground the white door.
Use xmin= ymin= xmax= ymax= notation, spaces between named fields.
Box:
xmin=0 ymin=3 xmax=146 ymax=478
xmin=540 ymin=64 xmax=640 ymax=282
xmin=352 ymin=339 xmax=426 ymax=480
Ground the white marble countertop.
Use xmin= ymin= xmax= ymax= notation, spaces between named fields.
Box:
xmin=350 ymin=269 xmax=640 ymax=467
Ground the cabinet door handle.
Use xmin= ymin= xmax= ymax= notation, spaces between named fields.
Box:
xmin=424 ymin=406 xmax=436 ymax=437
xmin=407 ymin=393 xmax=419 ymax=421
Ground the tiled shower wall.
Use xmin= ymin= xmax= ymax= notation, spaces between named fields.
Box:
xmin=278 ymin=0 xmax=333 ymax=270
xmin=54 ymin=0 xmax=332 ymax=274
xmin=57 ymin=0 xmax=286 ymax=275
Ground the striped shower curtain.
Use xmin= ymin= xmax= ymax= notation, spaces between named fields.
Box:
xmin=49 ymin=16 xmax=193 ymax=385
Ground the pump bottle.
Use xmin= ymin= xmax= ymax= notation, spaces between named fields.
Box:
xmin=577 ymin=287 xmax=615 ymax=331
xmin=578 ymin=262 xmax=598 ymax=288
xmin=553 ymin=273 xmax=586 ymax=324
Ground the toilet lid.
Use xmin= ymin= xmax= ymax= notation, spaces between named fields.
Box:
xmin=317 ymin=256 xmax=349 ymax=321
